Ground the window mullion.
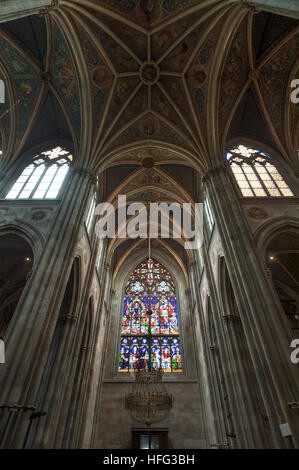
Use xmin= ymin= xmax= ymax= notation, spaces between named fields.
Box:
xmin=240 ymin=163 xmax=254 ymax=194
xmin=30 ymin=163 xmax=48 ymax=198
xmin=16 ymin=166 xmax=35 ymax=198
xmin=44 ymin=164 xmax=60 ymax=198
xmin=253 ymin=161 xmax=270 ymax=195
xmin=265 ymin=165 xmax=283 ymax=196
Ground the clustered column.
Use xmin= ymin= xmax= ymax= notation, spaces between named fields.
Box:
xmin=0 ymin=166 xmax=96 ymax=448
xmin=203 ymin=165 xmax=299 ymax=448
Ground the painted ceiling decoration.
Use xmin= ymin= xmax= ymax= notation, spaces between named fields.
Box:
xmin=52 ymin=25 xmax=81 ymax=134
xmin=0 ymin=0 xmax=298 ymax=198
xmin=0 ymin=0 xmax=298 ymax=273
xmin=0 ymin=29 xmax=43 ymax=159
xmin=257 ymin=26 xmax=299 ymax=159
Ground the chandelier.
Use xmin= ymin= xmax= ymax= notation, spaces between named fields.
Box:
xmin=124 ymin=239 xmax=173 ymax=428
xmin=125 ymin=369 xmax=173 ymax=427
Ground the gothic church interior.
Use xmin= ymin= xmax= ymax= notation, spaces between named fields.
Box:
xmin=0 ymin=0 xmax=298 ymax=449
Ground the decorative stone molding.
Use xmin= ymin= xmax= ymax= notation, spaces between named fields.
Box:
xmin=222 ymin=314 xmax=241 ymax=324
xmin=248 ymin=69 xmax=260 ymax=81
xmin=247 ymin=206 xmax=267 ymax=219
xmin=39 ymin=0 xmax=60 ymax=16
xmin=265 ymin=267 xmax=272 ymax=280
xmin=288 ymin=402 xmax=299 ymax=409
xmin=0 ymin=405 xmax=36 ymax=413
xmin=62 ymin=314 xmax=78 ymax=324
xmin=201 ymin=165 xmax=229 ymax=184
xmin=241 ymin=1 xmax=260 ymax=14
xmin=26 ymin=270 xmax=33 ymax=280
xmin=71 ymin=166 xmax=97 ymax=184
xmin=40 ymin=71 xmax=52 ymax=84
xmin=216 ymin=443 xmax=230 ymax=449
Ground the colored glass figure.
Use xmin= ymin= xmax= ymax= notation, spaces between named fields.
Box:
xmin=118 ymin=258 xmax=182 ymax=372
xmin=140 ymin=337 xmax=150 ymax=370
xmin=169 ymin=296 xmax=178 ymax=334
xmin=159 ymin=296 xmax=170 ymax=334
xmin=161 ymin=338 xmax=171 ymax=372
xmin=119 ymin=337 xmax=129 ymax=372
xmin=152 ymin=337 xmax=161 ymax=370
xmin=171 ymin=337 xmax=182 ymax=372
xmin=129 ymin=337 xmax=140 ymax=371
xmin=122 ymin=297 xmax=131 ymax=334
xmin=226 ymin=144 xmax=294 ymax=198
xmin=151 ymin=296 xmax=160 ymax=334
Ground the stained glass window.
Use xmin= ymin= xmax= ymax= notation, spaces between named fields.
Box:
xmin=6 ymin=146 xmax=72 ymax=200
xmin=119 ymin=258 xmax=182 ymax=373
xmin=226 ymin=144 xmax=294 ymax=198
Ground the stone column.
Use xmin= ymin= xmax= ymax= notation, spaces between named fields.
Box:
xmin=188 ymin=258 xmax=226 ymax=449
xmin=221 ymin=313 xmax=273 ymax=448
xmin=0 ymin=0 xmax=58 ymax=23
xmin=199 ymin=248 xmax=244 ymax=448
xmin=203 ymin=166 xmax=299 ymax=448
xmin=78 ymin=257 xmax=111 ymax=449
xmin=236 ymin=0 xmax=299 ymax=19
xmin=0 ymin=166 xmax=96 ymax=448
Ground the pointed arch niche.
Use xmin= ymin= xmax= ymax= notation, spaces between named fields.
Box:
xmin=0 ymin=233 xmax=33 ymax=337
xmin=104 ymin=246 xmax=196 ymax=382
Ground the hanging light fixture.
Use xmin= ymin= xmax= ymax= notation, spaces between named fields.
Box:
xmin=124 ymin=238 xmax=173 ymax=429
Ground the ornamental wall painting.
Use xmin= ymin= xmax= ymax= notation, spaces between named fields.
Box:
xmin=119 ymin=258 xmax=182 ymax=372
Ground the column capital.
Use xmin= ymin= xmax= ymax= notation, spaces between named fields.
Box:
xmin=241 ymin=1 xmax=261 ymax=14
xmin=201 ymin=165 xmax=229 ymax=184
xmin=62 ymin=314 xmax=78 ymax=324
xmin=39 ymin=0 xmax=60 ymax=16
xmin=222 ymin=314 xmax=241 ymax=324
xmin=0 ymin=405 xmax=36 ymax=413
xmin=71 ymin=166 xmax=97 ymax=184
xmin=209 ymin=345 xmax=217 ymax=354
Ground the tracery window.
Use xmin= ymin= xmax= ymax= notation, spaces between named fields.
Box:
xmin=119 ymin=258 xmax=182 ymax=373
xmin=6 ymin=146 xmax=72 ymax=200
xmin=226 ymin=144 xmax=294 ymax=197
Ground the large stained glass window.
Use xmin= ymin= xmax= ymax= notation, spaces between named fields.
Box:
xmin=6 ymin=147 xmax=72 ymax=200
xmin=119 ymin=258 xmax=182 ymax=373
xmin=226 ymin=144 xmax=294 ymax=198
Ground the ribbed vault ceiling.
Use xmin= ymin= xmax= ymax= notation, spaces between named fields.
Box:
xmin=0 ymin=0 xmax=298 ymax=173
xmin=0 ymin=0 xmax=298 ymax=269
